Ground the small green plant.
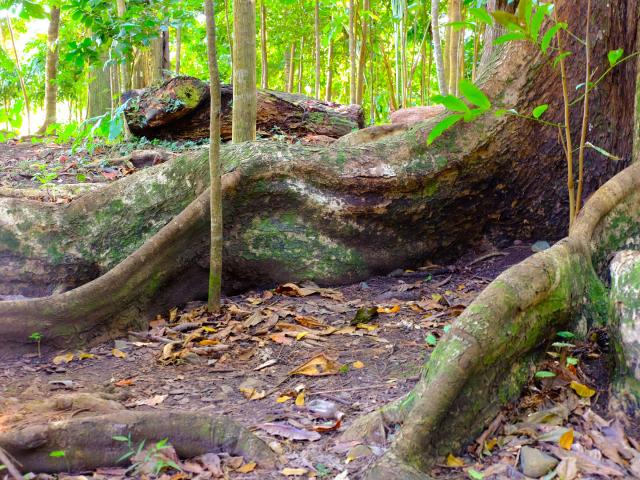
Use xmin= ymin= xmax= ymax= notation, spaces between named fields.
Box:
xmin=29 ymin=331 xmax=43 ymax=357
xmin=113 ymin=434 xmax=181 ymax=476
xmin=49 ymin=450 xmax=70 ymax=472
xmin=31 ymin=163 xmax=59 ymax=188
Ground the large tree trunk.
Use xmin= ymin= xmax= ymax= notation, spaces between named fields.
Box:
xmin=232 ymin=0 xmax=257 ymax=142
xmin=0 ymin=0 xmax=637 ymax=376
xmin=123 ymin=76 xmax=364 ymax=140
xmin=37 ymin=6 xmax=61 ymax=134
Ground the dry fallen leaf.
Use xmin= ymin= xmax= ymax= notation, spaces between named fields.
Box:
xmin=559 ymin=428 xmax=574 ymax=450
xmin=240 ymin=387 xmax=266 ymax=400
xmin=295 ymin=315 xmax=326 ymax=328
xmin=277 ymin=395 xmax=292 ymax=403
xmin=377 ymin=305 xmax=400 ymax=314
xmin=53 ymin=352 xmax=74 ymax=365
xmin=114 ymin=378 xmax=136 ymax=387
xmin=237 ymin=462 xmax=256 ymax=473
xmin=78 ymin=352 xmax=95 ymax=360
xmin=570 ymin=381 xmax=596 ymax=398
xmin=135 ymin=394 xmax=167 ymax=406
xmin=259 ymin=422 xmax=322 ymax=441
xmin=352 ymin=360 xmax=365 ymax=369
xmin=446 ymin=453 xmax=464 ymax=467
xmin=295 ymin=391 xmax=305 ymax=407
xmin=289 ymin=353 xmax=342 ymax=376
xmin=281 ymin=467 xmax=308 ymax=476
xmin=198 ymin=339 xmax=219 ymax=346
xmin=112 ymin=348 xmax=127 ymax=359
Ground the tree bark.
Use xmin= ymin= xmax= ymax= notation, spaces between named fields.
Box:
xmin=88 ymin=53 xmax=112 ymax=118
xmin=232 ymin=0 xmax=257 ymax=142
xmin=314 ymin=0 xmax=321 ymax=99
xmin=356 ymin=0 xmax=369 ymax=105
xmin=325 ymin=38 xmax=333 ymax=101
xmin=348 ymin=0 xmax=356 ymax=104
xmin=205 ymin=0 xmax=223 ymax=311
xmin=260 ymin=0 xmax=268 ymax=89
xmin=123 ymin=76 xmax=364 ymax=141
xmin=175 ymin=24 xmax=182 ymax=75
xmin=38 ymin=6 xmax=61 ymax=134
xmin=431 ymin=0 xmax=447 ymax=95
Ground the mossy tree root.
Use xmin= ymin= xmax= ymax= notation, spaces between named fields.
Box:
xmin=0 ymin=410 xmax=277 ymax=474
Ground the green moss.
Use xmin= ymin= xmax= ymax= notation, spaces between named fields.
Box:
xmin=47 ymin=245 xmax=64 ymax=264
xmin=240 ymin=213 xmax=366 ymax=281
xmin=0 ymin=227 xmax=20 ymax=251
xmin=174 ymin=83 xmax=202 ymax=109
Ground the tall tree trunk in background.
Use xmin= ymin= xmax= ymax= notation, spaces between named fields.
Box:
xmin=325 ymin=39 xmax=333 ymax=101
xmin=115 ymin=0 xmax=131 ymax=90
xmin=224 ymin=0 xmax=233 ymax=72
xmin=447 ymin=0 xmax=461 ymax=95
xmin=204 ymin=0 xmax=223 ymax=312
xmin=443 ymin=0 xmax=451 ymax=88
xmin=38 ymin=5 xmax=61 ymax=134
xmin=314 ymin=0 xmax=320 ymax=99
xmin=478 ymin=0 xmax=501 ymax=73
xmin=348 ymin=0 xmax=356 ymax=104
xmin=88 ymin=56 xmax=112 ymax=118
xmin=232 ymin=0 xmax=257 ymax=142
xmin=5 ymin=14 xmax=30 ymax=134
xmin=356 ymin=0 xmax=369 ymax=105
xmin=287 ymin=43 xmax=295 ymax=92
xmin=260 ymin=0 xmax=268 ymax=89
xmin=175 ymin=25 xmax=182 ymax=75
xmin=400 ymin=0 xmax=408 ymax=106
xmin=109 ymin=63 xmax=120 ymax=111
xmin=431 ymin=0 xmax=447 ymax=95
xmin=297 ymin=37 xmax=304 ymax=93
xmin=150 ymin=30 xmax=170 ymax=84
xmin=380 ymin=43 xmax=398 ymax=111
xmin=369 ymin=19 xmax=375 ymax=124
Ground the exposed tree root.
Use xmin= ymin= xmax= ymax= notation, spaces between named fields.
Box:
xmin=0 ymin=394 xmax=277 ymax=474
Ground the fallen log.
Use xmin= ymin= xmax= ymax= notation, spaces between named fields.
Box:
xmin=123 ymin=76 xmax=364 ymax=141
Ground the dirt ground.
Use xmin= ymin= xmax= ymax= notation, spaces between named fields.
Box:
xmin=2 ymin=140 xmax=638 ymax=480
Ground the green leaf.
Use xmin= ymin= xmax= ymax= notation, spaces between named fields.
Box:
xmin=532 ymin=104 xmax=549 ymax=119
xmin=468 ymin=8 xmax=493 ymax=25
xmin=108 ymin=117 xmax=123 ymax=141
xmin=49 ymin=450 xmax=66 ymax=458
xmin=432 ymin=95 xmax=470 ymax=113
xmin=551 ymin=342 xmax=575 ymax=349
xmin=494 ymin=32 xmax=529 ymax=44
xmin=530 ymin=4 xmax=552 ymax=42
xmin=566 ymin=357 xmax=579 ymax=366
xmin=468 ymin=469 xmax=485 ymax=480
xmin=515 ymin=0 xmax=533 ymax=25
xmin=443 ymin=325 xmax=451 ymax=333
xmin=608 ymin=48 xmax=624 ymax=67
xmin=491 ymin=11 xmax=522 ymax=30
xmin=540 ymin=22 xmax=567 ymax=53
xmin=585 ymin=142 xmax=621 ymax=161
xmin=535 ymin=370 xmax=556 ymax=378
xmin=459 ymin=80 xmax=491 ymax=110
xmin=112 ymin=435 xmax=130 ymax=442
xmin=425 ymin=333 xmax=437 ymax=346
xmin=463 ymin=109 xmax=487 ymax=122
xmin=556 ymin=331 xmax=575 ymax=339
xmin=427 ymin=114 xmax=464 ymax=145
xmin=552 ymin=51 xmax=572 ymax=68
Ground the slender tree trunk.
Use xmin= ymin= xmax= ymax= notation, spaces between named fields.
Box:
xmin=380 ymin=43 xmax=398 ymax=111
xmin=115 ymin=0 xmax=131 ymax=90
xmin=297 ymin=37 xmax=304 ymax=93
xmin=447 ymin=0 xmax=461 ymax=95
xmin=314 ymin=0 xmax=321 ymax=99
xmin=4 ymin=15 xmax=30 ymax=134
xmin=287 ymin=43 xmax=295 ymax=92
xmin=88 ymin=52 xmax=112 ymax=118
xmin=349 ymin=0 xmax=357 ymax=104
xmin=260 ymin=0 xmax=268 ymax=89
xmin=356 ymin=0 xmax=369 ymax=105
xmin=204 ymin=0 xmax=223 ymax=312
xmin=471 ymin=22 xmax=480 ymax=81
xmin=175 ymin=25 xmax=182 ymax=75
xmin=325 ymin=39 xmax=333 ymax=101
xmin=426 ymin=43 xmax=432 ymax=104
xmin=420 ymin=42 xmax=426 ymax=104
xmin=431 ymin=0 xmax=447 ymax=95
xmin=224 ymin=0 xmax=234 ymax=72
xmin=232 ymin=0 xmax=257 ymax=142
xmin=400 ymin=1 xmax=408 ymax=106
xmin=38 ymin=6 xmax=61 ymax=134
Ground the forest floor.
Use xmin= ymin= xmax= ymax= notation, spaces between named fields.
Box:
xmin=2 ymin=141 xmax=639 ymax=479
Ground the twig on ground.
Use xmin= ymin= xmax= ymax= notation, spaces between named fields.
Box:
xmin=0 ymin=447 xmax=22 ymax=480
xmin=432 ymin=274 xmax=452 ymax=288
xmin=466 ymin=251 xmax=508 ymax=268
